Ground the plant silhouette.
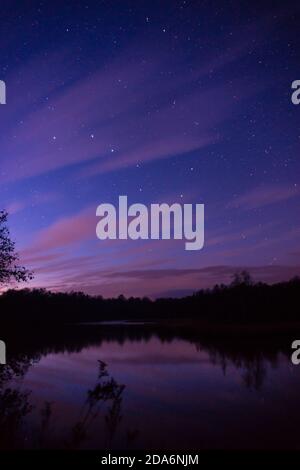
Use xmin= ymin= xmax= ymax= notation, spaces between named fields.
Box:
xmin=0 ymin=211 xmax=33 ymax=285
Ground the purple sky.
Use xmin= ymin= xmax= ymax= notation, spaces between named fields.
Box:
xmin=0 ymin=1 xmax=299 ymax=297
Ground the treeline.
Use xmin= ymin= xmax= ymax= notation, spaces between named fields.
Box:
xmin=0 ymin=272 xmax=299 ymax=325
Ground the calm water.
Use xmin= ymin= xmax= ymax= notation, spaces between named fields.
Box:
xmin=1 ymin=325 xmax=299 ymax=450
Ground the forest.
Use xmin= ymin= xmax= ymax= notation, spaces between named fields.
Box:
xmin=1 ymin=271 xmax=299 ymax=326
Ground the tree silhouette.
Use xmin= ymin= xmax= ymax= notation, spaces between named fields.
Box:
xmin=231 ymin=270 xmax=253 ymax=287
xmin=0 ymin=211 xmax=33 ymax=284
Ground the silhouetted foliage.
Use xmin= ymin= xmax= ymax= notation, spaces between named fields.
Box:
xmin=231 ymin=270 xmax=253 ymax=287
xmin=0 ymin=348 xmax=125 ymax=450
xmin=0 ymin=211 xmax=33 ymax=284
xmin=0 ymin=271 xmax=299 ymax=325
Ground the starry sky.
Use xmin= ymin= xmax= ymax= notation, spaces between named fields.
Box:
xmin=0 ymin=0 xmax=299 ymax=298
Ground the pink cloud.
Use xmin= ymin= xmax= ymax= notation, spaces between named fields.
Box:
xmin=5 ymin=191 xmax=59 ymax=215
xmin=229 ymin=185 xmax=300 ymax=210
xmin=40 ymin=264 xmax=300 ymax=298
xmin=28 ymin=208 xmax=95 ymax=253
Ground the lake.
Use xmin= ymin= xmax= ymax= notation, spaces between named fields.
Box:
xmin=1 ymin=323 xmax=299 ymax=450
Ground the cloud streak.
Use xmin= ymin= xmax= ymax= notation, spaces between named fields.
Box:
xmin=1 ymin=28 xmax=267 ymax=185
xmin=229 ymin=185 xmax=300 ymax=210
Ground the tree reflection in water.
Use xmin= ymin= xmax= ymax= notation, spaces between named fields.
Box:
xmin=0 ymin=324 xmax=295 ymax=449
xmin=0 ymin=354 xmax=38 ymax=449
xmin=0 ymin=354 xmax=125 ymax=449
xmin=194 ymin=335 xmax=283 ymax=390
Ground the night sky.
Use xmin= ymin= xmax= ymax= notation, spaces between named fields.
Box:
xmin=0 ymin=0 xmax=299 ymax=298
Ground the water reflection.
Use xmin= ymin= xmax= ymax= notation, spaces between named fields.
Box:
xmin=0 ymin=354 xmax=37 ymax=449
xmin=0 ymin=323 xmax=298 ymax=449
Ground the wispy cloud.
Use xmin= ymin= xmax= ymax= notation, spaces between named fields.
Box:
xmin=0 ymin=25 xmax=267 ymax=185
xmin=228 ymin=185 xmax=299 ymax=210
xmin=5 ymin=191 xmax=59 ymax=215
xmin=25 ymin=207 xmax=95 ymax=253
xmin=30 ymin=263 xmax=300 ymax=298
